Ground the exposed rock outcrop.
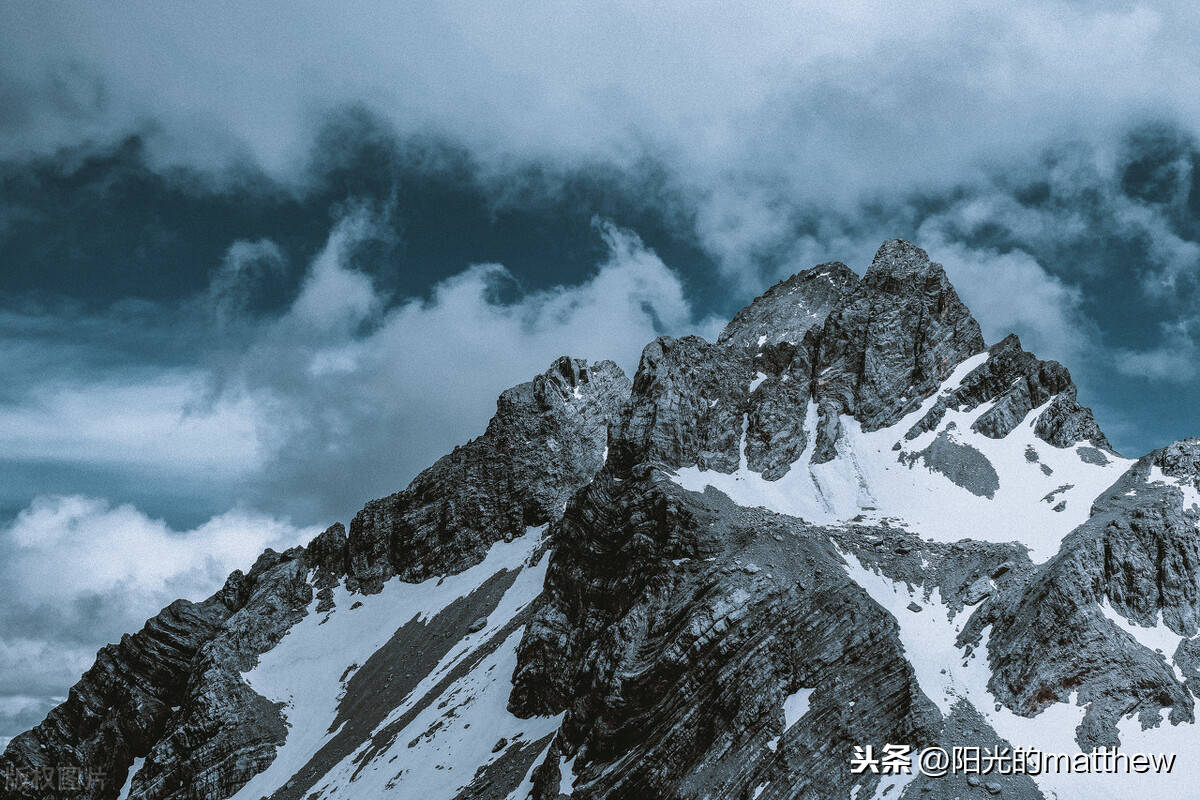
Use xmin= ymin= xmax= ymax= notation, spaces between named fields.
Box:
xmin=348 ymin=356 xmax=630 ymax=591
xmin=718 ymin=261 xmax=858 ymax=349
xmin=0 ymin=356 xmax=627 ymax=800
xmin=808 ymin=239 xmax=986 ymax=461
xmin=511 ymin=469 xmax=942 ymax=800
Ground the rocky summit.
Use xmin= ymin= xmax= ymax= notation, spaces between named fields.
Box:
xmin=4 ymin=240 xmax=1198 ymax=800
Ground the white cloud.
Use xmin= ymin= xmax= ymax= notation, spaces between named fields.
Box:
xmin=5 ymin=2 xmax=1200 ymax=277
xmin=1113 ymin=320 xmax=1199 ymax=383
xmin=2 ymin=495 xmax=316 ymax=602
xmin=287 ymin=210 xmax=381 ymax=333
xmin=0 ymin=373 xmax=267 ymax=478
xmin=208 ymin=238 xmax=287 ymax=323
xmin=0 ymin=211 xmax=715 ymax=529
xmin=226 ymin=215 xmax=716 ymax=521
xmin=914 ymin=234 xmax=1092 ymax=366
xmin=0 ymin=494 xmax=318 ymax=709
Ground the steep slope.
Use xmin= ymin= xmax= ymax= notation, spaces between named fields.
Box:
xmin=504 ymin=241 xmax=1132 ymax=796
xmin=0 ymin=357 xmax=628 ymax=800
xmin=5 ymin=240 xmax=1198 ymax=800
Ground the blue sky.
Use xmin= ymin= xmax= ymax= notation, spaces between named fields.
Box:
xmin=2 ymin=1 xmax=1199 ymax=741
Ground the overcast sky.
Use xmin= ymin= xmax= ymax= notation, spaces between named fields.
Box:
xmin=2 ymin=1 xmax=1199 ymax=742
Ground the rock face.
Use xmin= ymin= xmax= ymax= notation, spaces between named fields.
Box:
xmin=0 ymin=598 xmax=230 ymax=800
xmin=718 ymin=261 xmax=858 ymax=348
xmin=508 ymin=470 xmax=948 ymax=800
xmin=617 ymin=241 xmax=1105 ymax=482
xmin=348 ymin=356 xmax=630 ymax=591
xmin=5 ymin=240 xmax=1197 ymax=800
xmin=905 ymin=333 xmax=1110 ymax=450
xmin=0 ymin=356 xmax=627 ymax=800
xmin=809 ymin=239 xmax=986 ymax=462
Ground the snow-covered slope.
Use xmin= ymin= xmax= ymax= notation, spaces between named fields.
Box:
xmin=231 ymin=528 xmax=555 ymax=800
xmin=674 ymin=351 xmax=1132 ymax=560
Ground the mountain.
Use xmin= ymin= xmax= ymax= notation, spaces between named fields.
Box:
xmin=4 ymin=240 xmax=1199 ymax=800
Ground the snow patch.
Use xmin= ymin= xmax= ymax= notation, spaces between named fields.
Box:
xmin=1148 ymin=465 xmax=1200 ymax=513
xmin=672 ymin=353 xmax=1131 ymax=560
xmin=116 ymin=757 xmax=144 ymax=800
xmin=506 ymin=737 xmax=558 ymax=800
xmin=841 ymin=551 xmax=1196 ymax=799
xmin=749 ymin=371 xmax=768 ymax=392
xmin=559 ymin=753 xmax=579 ymax=796
xmin=1098 ymin=601 xmax=1187 ymax=683
xmin=868 ymin=773 xmax=916 ymax=800
xmin=232 ymin=527 xmax=550 ymax=799
xmin=310 ymin=627 xmax=561 ymax=798
xmin=783 ymin=688 xmax=814 ymax=730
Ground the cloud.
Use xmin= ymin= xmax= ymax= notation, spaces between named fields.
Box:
xmin=222 ymin=214 xmax=714 ymax=522
xmin=4 ymin=4 xmax=1200 ymax=243
xmin=1113 ymin=320 xmax=1199 ymax=383
xmin=0 ymin=695 xmax=57 ymax=751
xmin=3 ymin=495 xmax=315 ymax=601
xmin=207 ymin=238 xmax=287 ymax=324
xmin=913 ymin=236 xmax=1092 ymax=368
xmin=0 ymin=208 xmax=714 ymax=531
xmin=0 ymin=494 xmax=318 ymax=729
xmin=0 ymin=372 xmax=267 ymax=479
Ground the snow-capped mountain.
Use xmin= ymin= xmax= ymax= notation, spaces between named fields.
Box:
xmin=5 ymin=240 xmax=1199 ymax=800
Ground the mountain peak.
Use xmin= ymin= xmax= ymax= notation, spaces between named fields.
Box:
xmin=9 ymin=241 xmax=1170 ymax=800
xmin=864 ymin=238 xmax=941 ymax=285
xmin=717 ymin=261 xmax=858 ymax=348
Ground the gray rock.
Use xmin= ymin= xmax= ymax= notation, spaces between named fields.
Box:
xmin=718 ymin=261 xmax=858 ymax=349
xmin=962 ymin=577 xmax=994 ymax=605
xmin=510 ymin=468 xmax=941 ymax=799
xmin=348 ymin=356 xmax=629 ymax=590
xmin=811 ymin=240 xmax=986 ymax=462
xmin=907 ymin=333 xmax=1113 ymax=454
xmin=903 ymin=426 xmax=999 ymax=498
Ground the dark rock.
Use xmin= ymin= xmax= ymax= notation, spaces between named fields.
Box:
xmin=718 ymin=262 xmax=858 ymax=349
xmin=903 ymin=426 xmax=1000 ymax=498
xmin=348 ymin=356 xmax=630 ymax=591
xmin=907 ymin=333 xmax=1112 ymax=453
xmin=811 ymin=240 xmax=985 ymax=462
